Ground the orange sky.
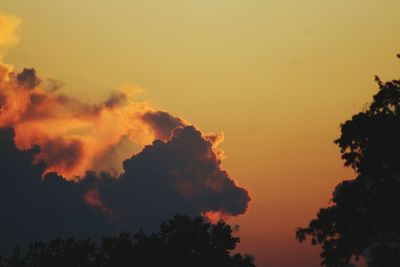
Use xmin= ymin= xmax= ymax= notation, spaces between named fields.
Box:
xmin=1 ymin=1 xmax=400 ymax=266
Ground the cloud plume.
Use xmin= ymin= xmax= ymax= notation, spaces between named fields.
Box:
xmin=0 ymin=63 xmax=160 ymax=177
xmin=0 ymin=13 xmax=251 ymax=253
xmin=0 ymin=13 xmax=21 ymax=57
xmin=0 ymin=126 xmax=250 ymax=252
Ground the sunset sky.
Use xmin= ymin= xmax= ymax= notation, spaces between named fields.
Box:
xmin=1 ymin=1 xmax=400 ymax=266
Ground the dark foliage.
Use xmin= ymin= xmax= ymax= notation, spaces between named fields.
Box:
xmin=296 ymin=72 xmax=400 ymax=266
xmin=0 ymin=214 xmax=255 ymax=267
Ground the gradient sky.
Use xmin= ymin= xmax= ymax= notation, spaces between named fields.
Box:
xmin=2 ymin=1 xmax=400 ymax=266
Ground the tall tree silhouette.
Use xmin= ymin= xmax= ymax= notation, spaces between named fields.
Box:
xmin=0 ymin=214 xmax=255 ymax=267
xmin=296 ymin=70 xmax=400 ymax=266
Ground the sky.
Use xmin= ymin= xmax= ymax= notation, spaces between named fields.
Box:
xmin=1 ymin=1 xmax=400 ymax=266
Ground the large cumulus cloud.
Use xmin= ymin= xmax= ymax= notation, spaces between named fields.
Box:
xmin=100 ymin=126 xmax=250 ymax=230
xmin=0 ymin=13 xmax=251 ymax=255
xmin=0 ymin=125 xmax=250 ymax=253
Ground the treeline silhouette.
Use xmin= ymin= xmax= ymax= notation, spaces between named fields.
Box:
xmin=0 ymin=214 xmax=255 ymax=267
xmin=296 ymin=62 xmax=400 ymax=266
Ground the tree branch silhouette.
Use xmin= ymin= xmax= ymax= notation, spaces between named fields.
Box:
xmin=296 ymin=57 xmax=400 ymax=266
xmin=1 ymin=214 xmax=255 ymax=267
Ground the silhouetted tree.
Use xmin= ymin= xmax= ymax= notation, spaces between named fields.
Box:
xmin=25 ymin=239 xmax=98 ymax=267
xmin=0 ymin=255 xmax=5 ymax=267
xmin=2 ymin=215 xmax=255 ymax=267
xmin=296 ymin=71 xmax=400 ymax=266
xmin=4 ymin=248 xmax=25 ymax=267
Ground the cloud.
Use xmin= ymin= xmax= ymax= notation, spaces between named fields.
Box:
xmin=37 ymin=136 xmax=85 ymax=175
xmin=103 ymin=92 xmax=128 ymax=108
xmin=0 ymin=127 xmax=112 ymax=253
xmin=0 ymin=15 xmax=171 ymax=178
xmin=99 ymin=126 xmax=250 ymax=229
xmin=0 ymin=14 xmax=21 ymax=56
xmin=0 ymin=12 xmax=251 ymax=254
xmin=0 ymin=64 xmax=159 ymax=177
xmin=142 ymin=110 xmax=188 ymax=141
xmin=0 ymin=126 xmax=251 ymax=252
xmin=16 ymin=68 xmax=41 ymax=89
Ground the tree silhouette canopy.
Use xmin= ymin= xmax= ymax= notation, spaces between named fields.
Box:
xmin=296 ymin=73 xmax=400 ymax=266
xmin=0 ymin=214 xmax=255 ymax=267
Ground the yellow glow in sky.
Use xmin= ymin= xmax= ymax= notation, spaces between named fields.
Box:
xmin=1 ymin=1 xmax=400 ymax=266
